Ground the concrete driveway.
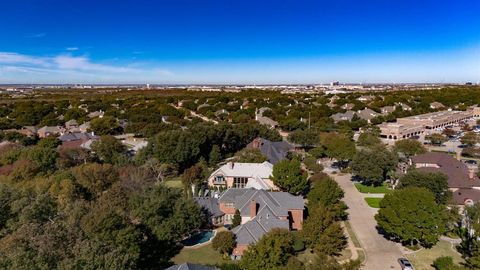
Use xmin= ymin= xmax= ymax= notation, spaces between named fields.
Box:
xmin=329 ymin=172 xmax=404 ymax=270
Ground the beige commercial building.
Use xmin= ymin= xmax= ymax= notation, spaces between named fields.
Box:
xmin=379 ymin=107 xmax=479 ymax=140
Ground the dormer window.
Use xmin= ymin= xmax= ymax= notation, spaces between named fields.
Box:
xmin=215 ymin=175 xmax=225 ymax=183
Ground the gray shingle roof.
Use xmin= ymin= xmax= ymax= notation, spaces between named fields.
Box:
xmin=194 ymin=197 xmax=223 ymax=218
xmin=247 ymin=138 xmax=293 ymax=164
xmin=58 ymin=132 xmax=98 ymax=142
xmin=219 ymin=188 xmax=304 ymax=217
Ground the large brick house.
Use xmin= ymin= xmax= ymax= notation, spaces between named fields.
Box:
xmin=217 ymin=188 xmax=304 ymax=259
xmin=410 ymin=152 xmax=480 ymax=206
xmin=208 ymin=161 xmax=278 ymax=190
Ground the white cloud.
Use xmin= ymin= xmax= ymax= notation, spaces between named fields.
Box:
xmin=66 ymin=47 xmax=79 ymax=51
xmin=0 ymin=52 xmax=49 ymax=66
xmin=0 ymin=51 xmax=173 ymax=83
xmin=26 ymin=33 xmax=46 ymax=38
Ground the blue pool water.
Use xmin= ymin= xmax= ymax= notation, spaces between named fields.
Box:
xmin=182 ymin=230 xmax=215 ymax=246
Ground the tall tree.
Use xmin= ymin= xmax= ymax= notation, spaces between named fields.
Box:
xmin=271 ymin=159 xmax=308 ymax=194
xmin=375 ymin=187 xmax=446 ymax=247
xmin=212 ymin=231 xmax=236 ymax=256
xmin=393 ymin=139 xmax=427 ymax=158
xmin=350 ymin=145 xmax=397 ymax=185
xmin=461 ymin=131 xmax=479 ymax=146
xmin=398 ymin=170 xmax=450 ymax=204
xmin=320 ymin=132 xmax=356 ymax=161
xmin=240 ymin=228 xmax=295 ymax=270
xmin=91 ymin=135 xmax=127 ymax=164
xmin=301 ymin=205 xmax=347 ymax=255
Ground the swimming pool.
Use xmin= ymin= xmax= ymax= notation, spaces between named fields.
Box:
xmin=182 ymin=230 xmax=215 ymax=247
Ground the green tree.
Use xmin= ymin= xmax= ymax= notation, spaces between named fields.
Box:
xmin=357 ymin=129 xmax=381 ymax=147
xmin=240 ymin=228 xmax=294 ymax=270
xmin=91 ymin=135 xmax=127 ymax=164
xmin=393 ymin=139 xmax=427 ymax=158
xmin=398 ymin=170 xmax=450 ymax=204
xmin=461 ymin=131 xmax=479 ymax=146
xmin=375 ymin=187 xmax=446 ymax=247
xmin=320 ymin=132 xmax=356 ymax=161
xmin=287 ymin=129 xmax=319 ymax=148
xmin=350 ymin=145 xmax=397 ymax=185
xmin=212 ymin=231 xmax=236 ymax=256
xmin=209 ymin=145 xmax=222 ymax=166
xmin=426 ymin=133 xmax=447 ymax=146
xmin=271 ymin=159 xmax=308 ymax=194
xmin=432 ymin=256 xmax=463 ymax=270
xmin=232 ymin=209 xmax=241 ymax=228
xmin=37 ymin=137 xmax=62 ymax=149
xmin=233 ymin=148 xmax=268 ymax=163
xmin=89 ymin=116 xmax=122 ymax=135
xmin=301 ymin=205 xmax=347 ymax=256
xmin=307 ymin=174 xmax=347 ymax=220
xmin=72 ymin=163 xmax=119 ymax=197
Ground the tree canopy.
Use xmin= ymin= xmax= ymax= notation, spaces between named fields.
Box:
xmin=271 ymin=159 xmax=308 ymax=194
xmin=375 ymin=187 xmax=446 ymax=247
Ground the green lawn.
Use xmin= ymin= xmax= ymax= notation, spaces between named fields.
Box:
xmin=172 ymin=243 xmax=232 ymax=266
xmin=344 ymin=221 xmax=361 ymax=248
xmin=364 ymin=197 xmax=382 ymax=208
xmin=405 ymin=240 xmax=464 ymax=270
xmin=354 ymin=182 xmax=392 ymax=194
xmin=164 ymin=179 xmax=183 ymax=189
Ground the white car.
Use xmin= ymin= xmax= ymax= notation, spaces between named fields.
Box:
xmin=398 ymin=258 xmax=414 ymax=270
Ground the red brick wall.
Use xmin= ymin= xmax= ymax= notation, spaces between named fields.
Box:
xmin=289 ymin=209 xmax=303 ymax=230
xmin=219 ymin=203 xmax=235 ymax=215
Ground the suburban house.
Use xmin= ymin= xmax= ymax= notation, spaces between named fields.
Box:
xmin=381 ymin=105 xmax=396 ymax=115
xmin=37 ymin=126 xmax=65 ymax=138
xmin=357 ymin=95 xmax=375 ymax=102
xmin=65 ymin=119 xmax=79 ymax=131
xmin=410 ymin=152 xmax=480 ymax=206
xmin=208 ymin=161 xmax=278 ymax=190
xmin=246 ymin=137 xmax=293 ymax=164
xmin=430 ymin=102 xmax=445 ymax=110
xmin=194 ymin=197 xmax=224 ymax=227
xmin=217 ymin=188 xmax=304 ymax=259
xmin=396 ymin=102 xmax=412 ymax=111
xmin=331 ymin=110 xmax=356 ymax=123
xmin=341 ymin=103 xmax=355 ymax=110
xmin=18 ymin=126 xmax=38 ymax=137
xmin=255 ymin=107 xmax=278 ymax=129
xmin=357 ymin=108 xmax=381 ymax=123
xmin=58 ymin=132 xmax=99 ymax=149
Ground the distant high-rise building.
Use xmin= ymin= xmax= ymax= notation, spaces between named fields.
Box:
xmin=330 ymin=81 xmax=339 ymax=86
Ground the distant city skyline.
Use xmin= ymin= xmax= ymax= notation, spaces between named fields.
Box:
xmin=0 ymin=0 xmax=479 ymax=84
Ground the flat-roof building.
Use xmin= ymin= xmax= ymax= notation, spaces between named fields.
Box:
xmin=379 ymin=108 xmax=478 ymax=140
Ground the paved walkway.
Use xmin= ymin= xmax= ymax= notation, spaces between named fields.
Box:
xmin=329 ymin=172 xmax=404 ymax=270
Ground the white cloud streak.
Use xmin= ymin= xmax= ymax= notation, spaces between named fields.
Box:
xmin=0 ymin=52 xmax=173 ymax=84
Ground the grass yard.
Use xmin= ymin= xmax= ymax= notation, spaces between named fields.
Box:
xmin=364 ymin=197 xmax=382 ymax=208
xmin=164 ymin=178 xmax=183 ymax=189
xmin=344 ymin=221 xmax=361 ymax=248
xmin=405 ymin=240 xmax=464 ymax=270
xmin=354 ymin=182 xmax=392 ymax=194
xmin=172 ymin=243 xmax=232 ymax=266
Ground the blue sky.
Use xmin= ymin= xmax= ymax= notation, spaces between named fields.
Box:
xmin=0 ymin=0 xmax=479 ymax=84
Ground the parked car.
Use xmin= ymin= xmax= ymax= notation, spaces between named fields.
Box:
xmin=465 ymin=160 xmax=478 ymax=165
xmin=398 ymin=258 xmax=414 ymax=270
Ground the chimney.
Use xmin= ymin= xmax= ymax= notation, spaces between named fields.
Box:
xmin=253 ymin=138 xmax=261 ymax=148
xmin=229 ymin=162 xmax=234 ymax=170
xmin=250 ymin=200 xmax=257 ymax=218
xmin=469 ymin=168 xmax=475 ymax=180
